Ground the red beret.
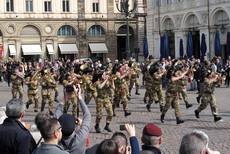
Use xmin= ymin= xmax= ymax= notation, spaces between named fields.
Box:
xmin=143 ymin=123 xmax=162 ymax=137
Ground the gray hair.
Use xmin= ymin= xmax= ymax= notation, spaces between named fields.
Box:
xmin=5 ymin=99 xmax=25 ymax=119
xmin=179 ymin=130 xmax=209 ymax=154
xmin=142 ymin=134 xmax=161 ymax=146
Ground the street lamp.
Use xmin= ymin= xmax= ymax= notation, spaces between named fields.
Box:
xmin=115 ymin=0 xmax=137 ymax=58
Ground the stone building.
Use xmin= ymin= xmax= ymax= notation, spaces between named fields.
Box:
xmin=147 ymin=0 xmax=230 ymax=59
xmin=0 ymin=0 xmax=146 ymax=62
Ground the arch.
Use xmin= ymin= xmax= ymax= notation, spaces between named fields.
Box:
xmin=57 ymin=25 xmax=76 ymax=36
xmin=20 ymin=25 xmax=41 ymax=36
xmin=87 ymin=25 xmax=105 ymax=37
xmin=117 ymin=25 xmax=134 ymax=35
xmin=182 ymin=12 xmax=201 ymax=28
xmin=211 ymin=8 xmax=230 ymax=26
xmin=161 ymin=16 xmax=175 ymax=30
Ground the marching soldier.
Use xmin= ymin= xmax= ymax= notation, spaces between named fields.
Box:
xmin=94 ymin=71 xmax=115 ymax=133
xmin=161 ymin=64 xmax=188 ymax=124
xmin=146 ymin=64 xmax=165 ymax=112
xmin=177 ymin=64 xmax=193 ymax=109
xmin=113 ymin=69 xmax=131 ymax=117
xmin=63 ymin=73 xmax=78 ymax=117
xmin=25 ymin=69 xmax=40 ymax=112
xmin=11 ymin=66 xmax=24 ymax=100
xmin=129 ymin=62 xmax=141 ymax=95
xmin=50 ymin=68 xmax=59 ymax=101
xmin=194 ymin=71 xmax=222 ymax=122
xmin=40 ymin=69 xmax=56 ymax=115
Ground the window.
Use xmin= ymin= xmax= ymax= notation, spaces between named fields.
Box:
xmin=62 ymin=0 xmax=69 ymax=12
xmin=88 ymin=25 xmax=105 ymax=37
xmin=92 ymin=2 xmax=99 ymax=12
xmin=44 ymin=0 xmax=52 ymax=12
xmin=58 ymin=25 xmax=76 ymax=36
xmin=6 ymin=0 xmax=14 ymax=12
xmin=26 ymin=0 xmax=33 ymax=12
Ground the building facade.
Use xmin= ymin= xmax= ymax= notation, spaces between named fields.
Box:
xmin=0 ymin=0 xmax=146 ymax=62
xmin=147 ymin=0 xmax=230 ymax=59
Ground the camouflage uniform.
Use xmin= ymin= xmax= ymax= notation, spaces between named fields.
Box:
xmin=144 ymin=71 xmax=152 ymax=103
xmin=161 ymin=77 xmax=184 ymax=124
xmin=195 ymin=78 xmax=222 ymax=121
xmin=11 ymin=73 xmax=23 ymax=99
xmin=82 ymin=74 xmax=97 ymax=104
xmin=63 ymin=79 xmax=77 ymax=117
xmin=94 ymin=79 xmax=113 ymax=132
xmin=113 ymin=74 xmax=131 ymax=116
xmin=26 ymin=74 xmax=39 ymax=111
xmin=146 ymin=71 xmax=164 ymax=111
xmin=177 ymin=77 xmax=192 ymax=108
xmin=41 ymin=72 xmax=56 ymax=115
xmin=129 ymin=64 xmax=141 ymax=95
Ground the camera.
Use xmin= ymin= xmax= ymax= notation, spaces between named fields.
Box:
xmin=120 ymin=125 xmax=126 ymax=131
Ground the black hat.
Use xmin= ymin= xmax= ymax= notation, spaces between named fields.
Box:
xmin=58 ymin=114 xmax=76 ymax=136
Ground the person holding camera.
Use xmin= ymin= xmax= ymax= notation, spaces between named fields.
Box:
xmin=112 ymin=124 xmax=140 ymax=154
xmin=55 ymin=84 xmax=91 ymax=154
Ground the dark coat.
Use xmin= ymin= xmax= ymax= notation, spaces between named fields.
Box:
xmin=0 ymin=118 xmax=37 ymax=154
xmin=140 ymin=145 xmax=161 ymax=154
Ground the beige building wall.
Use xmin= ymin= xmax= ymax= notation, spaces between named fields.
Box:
xmin=147 ymin=0 xmax=230 ymax=59
xmin=0 ymin=0 xmax=146 ymax=62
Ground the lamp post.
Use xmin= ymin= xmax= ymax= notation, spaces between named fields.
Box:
xmin=115 ymin=0 xmax=137 ymax=58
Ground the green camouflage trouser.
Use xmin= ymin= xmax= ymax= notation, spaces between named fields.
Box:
xmin=64 ymin=92 xmax=77 ymax=117
xmin=151 ymin=86 xmax=164 ymax=106
xmin=95 ymin=97 xmax=113 ymax=123
xmin=129 ymin=78 xmax=140 ymax=93
xmin=197 ymin=93 xmax=218 ymax=116
xmin=27 ymin=90 xmax=39 ymax=109
xmin=12 ymin=85 xmax=23 ymax=99
xmin=41 ymin=89 xmax=55 ymax=114
xmin=179 ymin=88 xmax=189 ymax=105
xmin=162 ymin=92 xmax=181 ymax=117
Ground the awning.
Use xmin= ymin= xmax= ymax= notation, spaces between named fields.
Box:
xmin=22 ymin=44 xmax=42 ymax=55
xmin=8 ymin=45 xmax=16 ymax=56
xmin=89 ymin=43 xmax=108 ymax=53
xmin=46 ymin=44 xmax=54 ymax=55
xmin=58 ymin=44 xmax=78 ymax=54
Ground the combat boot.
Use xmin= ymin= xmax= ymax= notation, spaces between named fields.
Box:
xmin=194 ymin=110 xmax=200 ymax=118
xmin=26 ymin=101 xmax=31 ymax=109
xmin=146 ymin=104 xmax=151 ymax=112
xmin=160 ymin=114 xmax=165 ymax=123
xmin=186 ymin=103 xmax=193 ymax=109
xmin=124 ymin=110 xmax=131 ymax=117
xmin=95 ymin=124 xmax=101 ymax=133
xmin=176 ymin=117 xmax=184 ymax=124
xmin=104 ymin=123 xmax=112 ymax=132
xmin=135 ymin=89 xmax=140 ymax=95
xmin=196 ymin=96 xmax=200 ymax=104
xmin=160 ymin=105 xmax=164 ymax=112
xmin=214 ymin=115 xmax=222 ymax=122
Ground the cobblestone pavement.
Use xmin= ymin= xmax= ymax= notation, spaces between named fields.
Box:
xmin=0 ymin=82 xmax=230 ymax=153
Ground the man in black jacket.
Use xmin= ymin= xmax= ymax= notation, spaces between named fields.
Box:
xmin=0 ymin=98 xmax=37 ymax=154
